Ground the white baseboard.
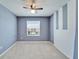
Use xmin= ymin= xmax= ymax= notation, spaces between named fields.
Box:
xmin=0 ymin=43 xmax=16 ymax=57
xmin=53 ymin=44 xmax=70 ymax=59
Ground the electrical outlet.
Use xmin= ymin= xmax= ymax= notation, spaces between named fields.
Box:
xmin=0 ymin=46 xmax=3 ymax=50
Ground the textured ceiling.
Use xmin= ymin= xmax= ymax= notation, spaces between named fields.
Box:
xmin=0 ymin=0 xmax=69 ymax=16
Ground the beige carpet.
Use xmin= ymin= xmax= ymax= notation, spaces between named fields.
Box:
xmin=0 ymin=41 xmax=69 ymax=59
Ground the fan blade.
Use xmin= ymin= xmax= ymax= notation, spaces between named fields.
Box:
xmin=34 ymin=8 xmax=43 ymax=10
xmin=23 ymin=7 xmax=43 ymax=10
xmin=23 ymin=7 xmax=31 ymax=9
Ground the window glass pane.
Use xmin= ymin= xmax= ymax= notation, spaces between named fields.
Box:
xmin=27 ymin=21 xmax=40 ymax=36
xmin=63 ymin=4 xmax=68 ymax=29
xmin=56 ymin=11 xmax=59 ymax=29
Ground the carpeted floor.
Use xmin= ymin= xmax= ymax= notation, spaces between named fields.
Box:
xmin=0 ymin=41 xmax=69 ymax=59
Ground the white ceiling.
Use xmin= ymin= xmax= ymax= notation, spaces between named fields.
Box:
xmin=0 ymin=0 xmax=69 ymax=16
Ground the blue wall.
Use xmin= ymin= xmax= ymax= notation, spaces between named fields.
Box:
xmin=50 ymin=15 xmax=54 ymax=43
xmin=17 ymin=17 xmax=50 ymax=41
xmin=0 ymin=4 xmax=17 ymax=54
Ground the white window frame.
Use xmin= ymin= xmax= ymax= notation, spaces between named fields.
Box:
xmin=27 ymin=21 xmax=40 ymax=36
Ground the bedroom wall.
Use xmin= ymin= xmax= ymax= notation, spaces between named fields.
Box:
xmin=50 ymin=15 xmax=54 ymax=43
xmin=0 ymin=4 xmax=17 ymax=54
xmin=51 ymin=0 xmax=77 ymax=58
xmin=73 ymin=0 xmax=78 ymax=59
xmin=17 ymin=17 xmax=50 ymax=41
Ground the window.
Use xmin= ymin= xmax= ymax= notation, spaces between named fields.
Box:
xmin=63 ymin=4 xmax=68 ymax=29
xmin=56 ymin=11 xmax=59 ymax=29
xmin=27 ymin=21 xmax=40 ymax=36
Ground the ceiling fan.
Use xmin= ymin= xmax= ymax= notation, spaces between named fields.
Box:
xmin=23 ymin=0 xmax=43 ymax=13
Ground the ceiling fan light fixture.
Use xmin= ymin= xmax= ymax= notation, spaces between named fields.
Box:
xmin=31 ymin=9 xmax=36 ymax=14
